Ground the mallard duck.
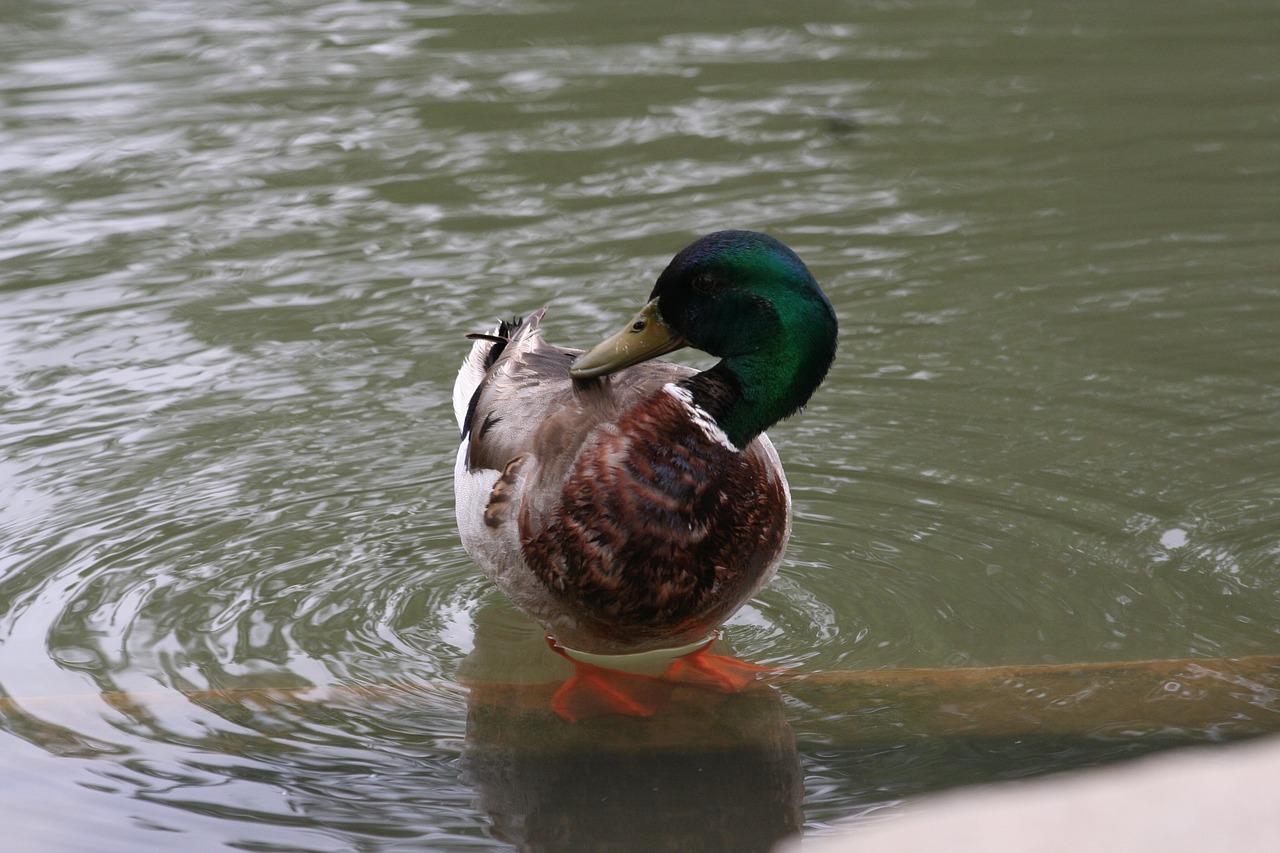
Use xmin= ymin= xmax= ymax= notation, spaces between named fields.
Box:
xmin=453 ymin=230 xmax=837 ymax=719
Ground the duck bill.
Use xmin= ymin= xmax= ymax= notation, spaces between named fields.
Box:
xmin=569 ymin=299 xmax=687 ymax=379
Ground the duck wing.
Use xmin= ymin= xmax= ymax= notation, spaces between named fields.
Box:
xmin=456 ymin=308 xmax=692 ymax=477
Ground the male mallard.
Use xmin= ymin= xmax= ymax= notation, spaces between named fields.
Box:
xmin=453 ymin=231 xmax=837 ymax=719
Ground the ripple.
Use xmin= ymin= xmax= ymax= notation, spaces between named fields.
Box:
xmin=4 ymin=0 xmax=1280 ymax=848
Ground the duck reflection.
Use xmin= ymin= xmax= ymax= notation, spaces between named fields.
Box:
xmin=457 ymin=605 xmax=803 ymax=853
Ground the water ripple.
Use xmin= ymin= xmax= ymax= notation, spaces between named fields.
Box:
xmin=3 ymin=0 xmax=1280 ymax=848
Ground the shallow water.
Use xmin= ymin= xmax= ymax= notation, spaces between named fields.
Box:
xmin=2 ymin=0 xmax=1279 ymax=849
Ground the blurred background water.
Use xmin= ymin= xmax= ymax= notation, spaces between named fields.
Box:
xmin=1 ymin=0 xmax=1278 ymax=850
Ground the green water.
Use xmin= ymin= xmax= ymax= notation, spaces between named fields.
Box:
xmin=2 ymin=0 xmax=1278 ymax=850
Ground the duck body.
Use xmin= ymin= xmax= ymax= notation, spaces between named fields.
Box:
xmin=454 ymin=230 xmax=837 ymax=672
xmin=454 ymin=310 xmax=791 ymax=654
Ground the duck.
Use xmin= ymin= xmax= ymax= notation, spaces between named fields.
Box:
xmin=453 ymin=230 xmax=837 ymax=720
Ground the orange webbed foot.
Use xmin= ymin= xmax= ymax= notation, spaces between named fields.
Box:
xmin=660 ymin=644 xmax=788 ymax=692
xmin=546 ymin=637 xmax=787 ymax=721
xmin=549 ymin=660 xmax=673 ymax=722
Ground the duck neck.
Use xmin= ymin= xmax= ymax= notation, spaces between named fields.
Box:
xmin=681 ymin=347 xmax=824 ymax=450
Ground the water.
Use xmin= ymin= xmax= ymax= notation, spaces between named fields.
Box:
xmin=2 ymin=0 xmax=1278 ymax=849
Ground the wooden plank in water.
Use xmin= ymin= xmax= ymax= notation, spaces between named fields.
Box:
xmin=461 ymin=655 xmax=1280 ymax=748
xmin=775 ymin=655 xmax=1280 ymax=746
xmin=4 ymin=655 xmax=1278 ymax=749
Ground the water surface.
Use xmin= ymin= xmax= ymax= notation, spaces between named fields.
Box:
xmin=2 ymin=0 xmax=1278 ymax=850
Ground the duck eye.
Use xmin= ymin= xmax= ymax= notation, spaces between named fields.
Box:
xmin=631 ymin=319 xmax=646 ymax=332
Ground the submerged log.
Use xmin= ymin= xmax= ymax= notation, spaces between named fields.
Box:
xmin=6 ymin=655 xmax=1279 ymax=748
xmin=776 ymin=655 xmax=1280 ymax=746
xmin=461 ymin=654 xmax=1280 ymax=747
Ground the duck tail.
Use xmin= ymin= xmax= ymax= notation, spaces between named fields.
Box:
xmin=453 ymin=308 xmax=547 ymax=435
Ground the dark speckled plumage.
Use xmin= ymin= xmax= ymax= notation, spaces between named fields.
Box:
xmin=522 ymin=386 xmax=788 ymax=648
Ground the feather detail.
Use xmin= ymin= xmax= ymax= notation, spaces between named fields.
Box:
xmin=519 ymin=386 xmax=790 ymax=652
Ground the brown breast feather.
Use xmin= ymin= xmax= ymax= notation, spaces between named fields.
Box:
xmin=519 ymin=389 xmax=788 ymax=646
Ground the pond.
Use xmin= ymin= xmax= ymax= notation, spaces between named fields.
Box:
xmin=2 ymin=0 xmax=1278 ymax=850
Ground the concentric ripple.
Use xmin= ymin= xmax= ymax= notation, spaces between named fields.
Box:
xmin=3 ymin=0 xmax=1280 ymax=849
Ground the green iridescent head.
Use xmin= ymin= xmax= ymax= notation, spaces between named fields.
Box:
xmin=571 ymin=230 xmax=838 ymax=447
